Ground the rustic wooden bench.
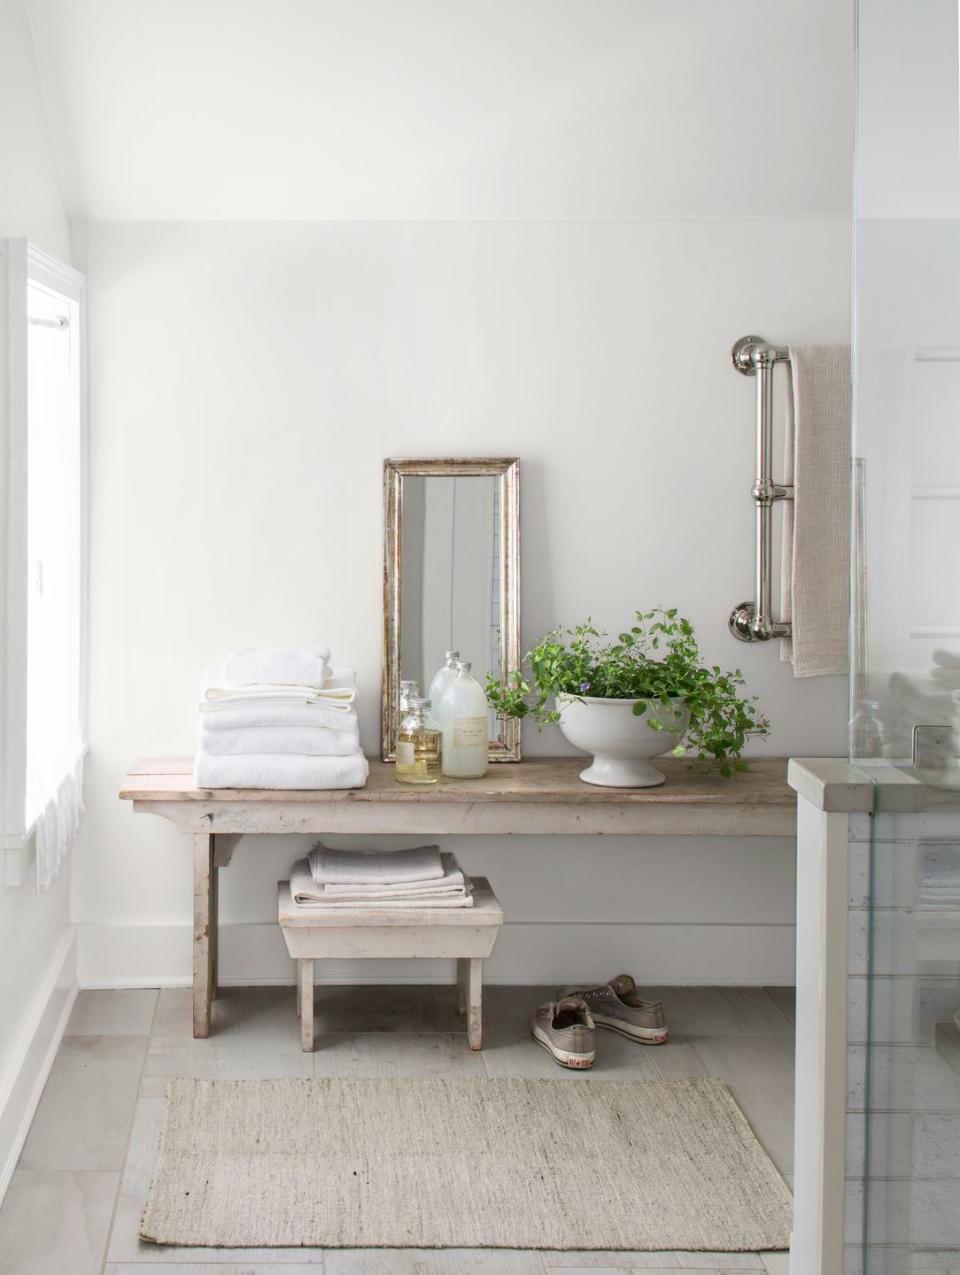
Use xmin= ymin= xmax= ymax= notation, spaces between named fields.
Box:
xmin=277 ymin=876 xmax=504 ymax=1051
xmin=118 ymin=756 xmax=795 ymax=1039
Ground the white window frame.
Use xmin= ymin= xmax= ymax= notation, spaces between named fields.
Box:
xmin=1 ymin=239 xmax=88 ymax=888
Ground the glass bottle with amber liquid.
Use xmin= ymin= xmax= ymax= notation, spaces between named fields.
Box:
xmin=395 ymin=697 xmax=442 ymax=785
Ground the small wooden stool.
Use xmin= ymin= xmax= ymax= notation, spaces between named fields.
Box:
xmin=277 ymin=876 xmax=503 ymax=1051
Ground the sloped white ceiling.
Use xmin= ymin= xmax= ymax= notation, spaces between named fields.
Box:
xmin=25 ymin=0 xmax=852 ymax=221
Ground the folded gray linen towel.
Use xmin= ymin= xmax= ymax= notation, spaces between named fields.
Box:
xmin=290 ymin=859 xmax=473 ymax=909
xmin=780 ymin=343 xmax=851 ymax=677
xmin=308 ymin=842 xmax=443 ymax=886
xmin=320 ymin=853 xmax=465 ymax=899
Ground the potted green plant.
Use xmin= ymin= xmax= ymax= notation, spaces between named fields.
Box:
xmin=486 ymin=607 xmax=770 ymax=786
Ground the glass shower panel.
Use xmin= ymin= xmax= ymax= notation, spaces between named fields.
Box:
xmin=852 ymin=0 xmax=960 ymax=761
xmin=855 ymin=803 xmax=960 ymax=1270
xmin=853 ymin=0 xmax=960 ymax=1271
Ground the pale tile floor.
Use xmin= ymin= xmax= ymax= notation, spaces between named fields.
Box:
xmin=0 ymin=985 xmax=795 ymax=1275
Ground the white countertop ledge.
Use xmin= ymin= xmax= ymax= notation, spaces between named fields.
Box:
xmin=788 ymin=757 xmax=928 ymax=813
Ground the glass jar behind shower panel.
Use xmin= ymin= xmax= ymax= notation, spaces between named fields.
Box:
xmin=849 ymin=699 xmax=884 ymax=760
xmin=396 ymin=697 xmax=442 ymax=785
xmin=439 ymin=661 xmax=488 ymax=778
xmin=429 ymin=651 xmax=460 ymax=730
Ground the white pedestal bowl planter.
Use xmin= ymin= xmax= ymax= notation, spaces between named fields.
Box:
xmin=557 ymin=694 xmax=690 ymax=788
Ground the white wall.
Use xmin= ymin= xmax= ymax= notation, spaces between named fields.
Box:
xmin=27 ymin=0 xmax=852 ymax=222
xmin=0 ymin=0 xmax=70 ymax=261
xmin=0 ymin=0 xmax=76 ymax=1197
xmin=75 ymin=215 xmax=851 ymax=987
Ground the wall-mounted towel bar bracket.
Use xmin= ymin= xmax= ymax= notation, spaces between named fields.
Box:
xmin=729 ymin=335 xmax=794 ymax=644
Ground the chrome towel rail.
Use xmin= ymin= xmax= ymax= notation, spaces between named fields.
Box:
xmin=729 ymin=335 xmax=793 ymax=643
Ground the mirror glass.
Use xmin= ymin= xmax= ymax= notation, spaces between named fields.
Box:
xmin=400 ymin=475 xmax=499 ymax=734
xmin=382 ymin=459 xmax=520 ymax=761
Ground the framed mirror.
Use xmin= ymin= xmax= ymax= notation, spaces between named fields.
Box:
xmin=382 ymin=458 xmax=520 ymax=762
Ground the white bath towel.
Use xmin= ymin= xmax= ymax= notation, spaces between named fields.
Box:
xmin=199 ymin=703 xmax=359 ymax=733
xmin=200 ymin=663 xmax=357 ymax=710
xmin=202 ymin=683 xmax=356 ymax=709
xmin=198 ymin=722 xmax=361 ymax=757
xmin=224 ymin=645 xmax=331 ymax=689
xmin=780 ymin=344 xmax=851 ymax=677
xmin=194 ymin=751 xmax=368 ymax=791
xmin=321 ymin=853 xmax=466 ymax=899
xmin=290 ymin=858 xmax=473 ymax=909
xmin=308 ymin=842 xmax=443 ymax=886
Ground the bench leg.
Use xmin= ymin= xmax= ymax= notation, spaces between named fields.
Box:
xmin=299 ymin=958 xmax=315 ymax=1052
xmin=466 ymin=957 xmax=483 ymax=1050
xmin=193 ymin=833 xmax=214 ymax=1039
xmin=210 ymin=861 xmax=219 ymax=1000
xmin=456 ymin=957 xmax=470 ymax=1017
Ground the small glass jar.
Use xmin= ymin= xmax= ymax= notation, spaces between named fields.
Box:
xmin=396 ymin=697 xmax=442 ymax=785
xmin=399 ymin=679 xmax=420 ymax=732
xmin=849 ymin=699 xmax=884 ymax=760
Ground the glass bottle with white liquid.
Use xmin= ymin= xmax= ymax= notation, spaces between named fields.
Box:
xmin=428 ymin=651 xmax=460 ymax=731
xmin=439 ymin=661 xmax=489 ymax=778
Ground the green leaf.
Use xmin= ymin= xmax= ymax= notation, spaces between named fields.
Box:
xmin=482 ymin=605 xmax=768 ymax=772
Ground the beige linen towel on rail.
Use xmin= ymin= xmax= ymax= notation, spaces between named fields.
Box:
xmin=781 ymin=344 xmax=851 ymax=677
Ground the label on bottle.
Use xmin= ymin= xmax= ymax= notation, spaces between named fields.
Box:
xmin=396 ymin=740 xmax=415 ymax=766
xmin=454 ymin=716 xmax=487 ymax=746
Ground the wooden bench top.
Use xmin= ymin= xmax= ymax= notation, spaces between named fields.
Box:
xmin=119 ymin=756 xmax=795 ymax=837
xmin=277 ymin=876 xmax=503 ymax=927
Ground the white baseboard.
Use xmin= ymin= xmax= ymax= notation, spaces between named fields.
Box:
xmin=0 ymin=928 xmax=78 ymax=1206
xmin=78 ymin=920 xmax=796 ymax=988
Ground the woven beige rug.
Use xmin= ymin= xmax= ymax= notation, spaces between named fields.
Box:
xmin=140 ymin=1076 xmax=792 ymax=1251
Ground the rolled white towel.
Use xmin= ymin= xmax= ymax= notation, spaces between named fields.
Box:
xmin=933 ymin=648 xmax=960 ymax=669
xmin=290 ymin=858 xmax=473 ymax=909
xmin=194 ymin=751 xmax=368 ymax=790
xmin=324 ymin=667 xmax=358 ymax=690
xmin=308 ymin=841 xmax=443 ymax=885
xmin=199 ymin=703 xmax=359 ymax=733
xmin=224 ymin=644 xmax=331 ymax=689
xmin=198 ymin=722 xmax=361 ymax=757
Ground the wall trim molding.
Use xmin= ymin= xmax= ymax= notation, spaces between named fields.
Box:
xmin=77 ymin=919 xmax=796 ymax=989
xmin=0 ymin=927 xmax=78 ymax=1206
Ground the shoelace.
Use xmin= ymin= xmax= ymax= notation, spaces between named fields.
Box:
xmin=580 ymin=986 xmax=661 ymax=1011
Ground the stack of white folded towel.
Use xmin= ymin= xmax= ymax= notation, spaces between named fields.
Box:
xmin=290 ymin=843 xmax=473 ymax=910
xmin=890 ymin=648 xmax=960 ymax=729
xmin=194 ymin=644 xmax=369 ymax=789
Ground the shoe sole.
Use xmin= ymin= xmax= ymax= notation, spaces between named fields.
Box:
xmin=531 ymin=1024 xmax=595 ymax=1069
xmin=591 ymin=1015 xmax=669 ymax=1045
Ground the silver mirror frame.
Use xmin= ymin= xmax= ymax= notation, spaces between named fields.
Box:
xmin=382 ymin=457 xmax=521 ymax=763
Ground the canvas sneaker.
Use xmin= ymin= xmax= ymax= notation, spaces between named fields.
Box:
xmin=560 ymin=974 xmax=669 ymax=1045
xmin=531 ymin=996 xmax=596 ymax=1069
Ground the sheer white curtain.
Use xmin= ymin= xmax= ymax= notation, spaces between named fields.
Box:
xmin=26 ymin=280 xmax=85 ymax=890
